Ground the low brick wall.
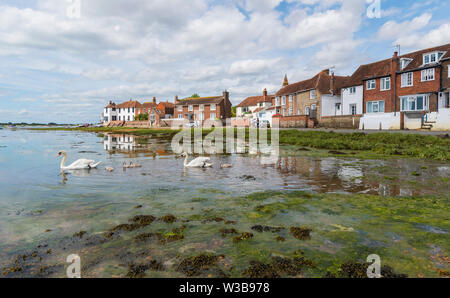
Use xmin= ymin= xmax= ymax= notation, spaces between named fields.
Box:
xmin=320 ymin=115 xmax=362 ymax=129
xmin=231 ymin=117 xmax=250 ymax=127
xmin=124 ymin=121 xmax=151 ymax=128
xmin=275 ymin=115 xmax=315 ymax=128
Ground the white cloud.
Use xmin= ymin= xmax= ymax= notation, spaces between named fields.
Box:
xmin=395 ymin=23 xmax=450 ymax=49
xmin=377 ymin=12 xmax=450 ymax=50
xmin=0 ymin=0 xmax=391 ymax=123
xmin=229 ymin=59 xmax=281 ymax=75
xmin=377 ymin=13 xmax=432 ymax=41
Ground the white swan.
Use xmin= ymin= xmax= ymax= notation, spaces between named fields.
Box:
xmin=58 ymin=150 xmax=101 ymax=170
xmin=180 ymin=152 xmax=213 ymax=168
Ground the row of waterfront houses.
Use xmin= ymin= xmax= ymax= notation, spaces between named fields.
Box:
xmin=103 ymin=92 xmax=232 ymax=127
xmin=237 ymin=43 xmax=450 ymax=131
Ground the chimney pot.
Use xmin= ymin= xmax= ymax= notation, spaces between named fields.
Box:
xmin=152 ymin=97 xmax=156 ymax=104
xmin=394 ymin=51 xmax=398 ymax=59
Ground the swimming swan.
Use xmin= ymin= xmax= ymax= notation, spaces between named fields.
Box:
xmin=180 ymin=152 xmax=213 ymax=168
xmin=58 ymin=150 xmax=101 ymax=170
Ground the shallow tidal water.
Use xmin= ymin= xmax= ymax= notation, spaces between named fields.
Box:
xmin=0 ymin=129 xmax=449 ymax=278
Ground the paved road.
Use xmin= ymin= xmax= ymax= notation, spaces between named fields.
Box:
xmin=279 ymin=128 xmax=449 ymax=136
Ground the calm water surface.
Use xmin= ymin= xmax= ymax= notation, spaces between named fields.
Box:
xmin=0 ymin=129 xmax=448 ymax=277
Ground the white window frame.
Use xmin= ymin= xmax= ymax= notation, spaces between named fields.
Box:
xmin=178 ymin=114 xmax=183 ymax=119
xmin=421 ymin=68 xmax=435 ymax=82
xmin=281 ymin=96 xmax=286 ymax=105
xmin=311 ymin=104 xmax=316 ymax=110
xmin=400 ymin=58 xmax=412 ymax=70
xmin=366 ymin=100 xmax=385 ymax=113
xmin=177 ymin=106 xmax=182 ymax=112
xmin=305 ymin=106 xmax=310 ymax=115
xmin=423 ymin=53 xmax=436 ymax=65
xmin=448 ymin=65 xmax=450 ymax=78
xmin=199 ymin=104 xmax=204 ymax=111
xmin=188 ymin=105 xmax=193 ymax=112
xmin=210 ymin=112 xmax=216 ymax=120
xmin=210 ymin=104 xmax=216 ymax=111
xmin=366 ymin=80 xmax=376 ymax=90
xmin=381 ymin=77 xmax=391 ymax=91
xmin=349 ymin=87 xmax=356 ymax=94
xmin=297 ymin=109 xmax=301 ymax=115
xmin=310 ymin=90 xmax=316 ymax=99
xmin=275 ymin=97 xmax=280 ymax=106
xmin=289 ymin=107 xmax=293 ymax=116
xmin=401 ymin=72 xmax=413 ymax=87
xmin=401 ymin=95 xmax=429 ymax=112
xmin=289 ymin=95 xmax=293 ymax=103
xmin=198 ymin=112 xmax=204 ymax=121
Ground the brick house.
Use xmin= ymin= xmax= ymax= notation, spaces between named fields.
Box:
xmin=103 ymin=97 xmax=175 ymax=127
xmin=174 ymin=91 xmax=232 ymax=126
xmin=359 ymin=44 xmax=450 ymax=130
xmin=275 ymin=70 xmax=348 ymax=124
xmin=236 ymin=89 xmax=274 ymax=117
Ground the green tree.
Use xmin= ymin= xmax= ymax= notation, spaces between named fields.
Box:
xmin=231 ymin=106 xmax=237 ymax=117
xmin=136 ymin=113 xmax=149 ymax=121
xmin=191 ymin=93 xmax=200 ymax=98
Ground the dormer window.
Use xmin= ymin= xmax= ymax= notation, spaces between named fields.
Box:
xmin=400 ymin=58 xmax=412 ymax=70
xmin=423 ymin=51 xmax=445 ymax=65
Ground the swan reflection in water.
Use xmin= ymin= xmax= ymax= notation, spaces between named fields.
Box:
xmin=60 ymin=169 xmax=94 ymax=184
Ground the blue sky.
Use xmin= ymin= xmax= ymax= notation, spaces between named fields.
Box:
xmin=0 ymin=0 xmax=449 ymax=123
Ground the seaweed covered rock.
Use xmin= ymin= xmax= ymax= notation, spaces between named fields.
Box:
xmin=290 ymin=227 xmax=312 ymax=240
xmin=338 ymin=262 xmax=408 ymax=278
xmin=160 ymin=214 xmax=177 ymax=224
xmin=126 ymin=260 xmax=164 ymax=278
xmin=129 ymin=215 xmax=156 ymax=226
xmin=243 ymin=256 xmax=314 ymax=278
xmin=177 ymin=254 xmax=224 ymax=277
xmin=232 ymin=232 xmax=254 ymax=243
xmin=251 ymin=225 xmax=285 ymax=233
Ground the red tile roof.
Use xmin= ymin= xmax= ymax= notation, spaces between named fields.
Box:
xmin=176 ymin=96 xmax=224 ymax=106
xmin=400 ymin=43 xmax=450 ymax=71
xmin=237 ymin=94 xmax=274 ymax=107
xmin=117 ymin=100 xmax=142 ymax=108
xmin=276 ymin=70 xmax=348 ymax=96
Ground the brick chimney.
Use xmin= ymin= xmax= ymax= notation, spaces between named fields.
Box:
xmin=152 ymin=97 xmax=156 ymax=104
xmin=330 ymin=72 xmax=336 ymax=95
xmin=263 ymin=88 xmax=268 ymax=100
xmin=223 ymin=90 xmax=229 ymax=102
xmin=322 ymin=69 xmax=330 ymax=75
xmin=175 ymin=95 xmax=179 ymax=104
